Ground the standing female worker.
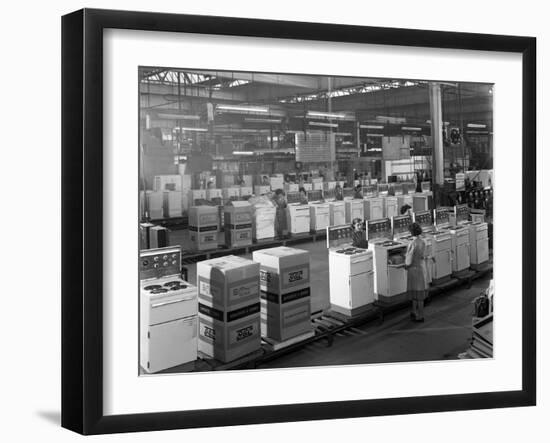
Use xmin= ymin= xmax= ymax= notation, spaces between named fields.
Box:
xmin=405 ymin=222 xmax=428 ymax=322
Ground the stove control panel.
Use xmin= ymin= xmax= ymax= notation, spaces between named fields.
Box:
xmin=434 ymin=207 xmax=451 ymax=227
xmin=367 ymin=218 xmax=391 ymax=241
xmin=454 ymin=204 xmax=470 ymax=223
xmin=414 ymin=210 xmax=433 ymax=230
xmin=392 ymin=215 xmax=412 ymax=237
xmin=326 ymin=225 xmax=354 ymax=248
xmin=140 ymin=246 xmax=181 ymax=281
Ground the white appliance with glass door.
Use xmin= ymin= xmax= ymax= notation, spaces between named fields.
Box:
xmin=367 ymin=218 xmax=408 ymax=303
xmin=140 ymin=246 xmax=198 ymax=374
xmin=327 ymin=225 xmax=374 ymax=316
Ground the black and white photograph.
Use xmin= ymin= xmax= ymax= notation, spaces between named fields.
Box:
xmin=138 ymin=67 xmax=495 ymax=375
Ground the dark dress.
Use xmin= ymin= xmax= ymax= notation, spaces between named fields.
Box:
xmin=406 ymin=236 xmax=428 ymax=301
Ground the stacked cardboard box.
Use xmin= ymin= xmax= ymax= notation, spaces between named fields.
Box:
xmin=197 ymin=256 xmax=261 ymax=362
xmin=188 ymin=206 xmax=219 ymax=251
xmin=224 ymin=201 xmax=253 ymax=247
xmin=252 ymin=247 xmax=312 ymax=342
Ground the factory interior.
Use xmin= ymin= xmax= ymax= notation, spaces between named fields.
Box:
xmin=138 ymin=68 xmax=494 ymax=374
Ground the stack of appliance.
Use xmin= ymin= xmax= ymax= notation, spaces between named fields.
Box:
xmin=188 ymin=206 xmax=219 ymax=251
xmin=286 ymin=191 xmax=311 ymax=235
xmin=308 ymin=190 xmax=330 ymax=233
xmin=197 ymin=256 xmax=261 ymax=363
xmin=140 ymin=246 xmax=198 ymax=373
xmin=367 ymin=218 xmax=408 ymax=304
xmin=253 ymin=247 xmax=313 ymax=342
xmin=424 ymin=207 xmax=453 ymax=283
xmin=224 ymin=201 xmax=253 ymax=248
xmin=327 ymin=225 xmax=375 ymax=317
xmin=454 ymin=203 xmax=487 ymax=270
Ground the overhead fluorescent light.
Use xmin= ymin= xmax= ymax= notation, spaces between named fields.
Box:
xmin=360 ymin=124 xmax=384 ymax=129
xmin=426 ymin=120 xmax=449 ymax=125
xmin=401 ymin=126 xmax=422 ymax=131
xmin=467 ymin=123 xmax=486 ymax=128
xmin=244 ymin=118 xmax=282 ymax=124
xmin=173 ymin=127 xmax=208 ymax=132
xmin=335 ymin=132 xmax=352 ymax=136
xmin=466 ymin=130 xmax=489 ymax=134
xmin=306 ymin=111 xmax=353 ymax=120
xmin=158 ymin=113 xmax=201 ymax=120
xmin=366 ymin=133 xmax=384 ymax=137
xmin=308 ymin=122 xmax=338 ymax=128
xmin=232 ymin=151 xmax=255 ymax=155
xmin=217 ymin=104 xmax=269 ymax=113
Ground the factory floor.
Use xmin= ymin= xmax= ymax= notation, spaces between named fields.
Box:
xmin=168 ymin=232 xmax=492 ymax=367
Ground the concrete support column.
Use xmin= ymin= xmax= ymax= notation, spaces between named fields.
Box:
xmin=429 ymin=82 xmax=444 ymax=206
xmin=429 ymin=82 xmax=444 ymax=185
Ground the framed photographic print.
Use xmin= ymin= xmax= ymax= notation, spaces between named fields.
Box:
xmin=61 ymin=8 xmax=536 ymax=435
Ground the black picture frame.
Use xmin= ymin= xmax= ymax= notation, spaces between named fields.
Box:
xmin=61 ymin=8 xmax=536 ymax=435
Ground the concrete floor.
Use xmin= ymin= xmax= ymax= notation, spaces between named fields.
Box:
xmin=167 ymin=231 xmax=492 ymax=368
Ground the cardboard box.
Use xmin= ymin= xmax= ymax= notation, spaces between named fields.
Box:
xmin=206 ymin=188 xmax=223 ymax=204
xmin=163 ymin=191 xmax=182 ymax=218
xmin=222 ymin=187 xmax=241 ymax=202
xmin=153 ymin=175 xmax=182 ymax=192
xmin=254 ymin=185 xmax=271 ymax=196
xmin=269 ymin=174 xmax=285 ymax=190
xmin=224 ymin=201 xmax=253 ymax=247
xmin=188 ymin=189 xmax=207 ymax=206
xmin=188 ymin=206 xmax=219 ymax=251
xmin=197 ymin=256 xmax=261 ymax=362
xmin=239 ymin=186 xmax=253 ymax=198
xmin=198 ymin=307 xmax=260 ymax=363
xmin=284 ymin=183 xmax=299 ymax=193
xmin=197 ymin=256 xmax=260 ymax=309
xmin=252 ymin=247 xmax=312 ymax=342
